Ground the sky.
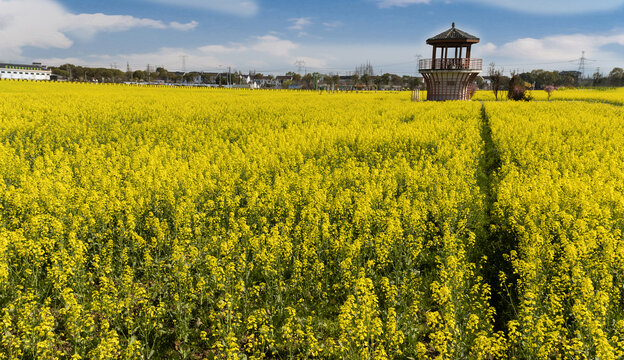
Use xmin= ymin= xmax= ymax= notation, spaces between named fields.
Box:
xmin=1 ymin=0 xmax=624 ymax=76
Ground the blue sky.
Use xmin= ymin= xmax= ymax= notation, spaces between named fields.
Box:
xmin=1 ymin=0 xmax=624 ymax=75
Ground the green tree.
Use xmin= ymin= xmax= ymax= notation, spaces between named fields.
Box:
xmin=487 ymin=63 xmax=505 ymax=100
xmin=156 ymin=67 xmax=169 ymax=81
xmin=474 ymin=76 xmax=485 ymax=89
xmin=381 ymin=73 xmax=391 ymax=87
xmin=351 ymin=74 xmax=360 ymax=89
xmin=332 ymin=75 xmax=340 ymax=90
xmin=608 ymin=67 xmax=623 ymax=86
xmin=302 ymin=73 xmax=314 ymax=89
xmin=592 ymin=70 xmax=604 ymax=86
xmin=373 ymin=76 xmax=382 ymax=91
xmin=291 ymin=73 xmax=302 ymax=84
xmin=132 ymin=70 xmax=146 ymax=81
xmin=360 ymin=74 xmax=371 ymax=90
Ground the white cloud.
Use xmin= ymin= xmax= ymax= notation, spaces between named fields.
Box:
xmin=459 ymin=0 xmax=624 ymax=14
xmin=252 ymin=35 xmax=298 ymax=57
xmin=35 ymin=27 xmax=624 ymax=76
xmin=303 ymin=43 xmax=429 ymax=73
xmin=480 ymin=42 xmax=497 ymax=54
xmin=0 ymin=0 xmax=72 ymax=59
xmin=288 ymin=17 xmax=312 ymax=31
xmin=140 ymin=0 xmax=258 ymax=17
xmin=481 ymin=32 xmax=624 ymax=62
xmin=474 ymin=31 xmax=624 ymax=74
xmin=119 ymin=47 xmax=222 ymax=70
xmin=0 ymin=0 xmax=198 ymax=60
xmin=34 ymin=56 xmax=86 ymax=65
xmin=40 ymin=34 xmax=332 ymax=74
xmin=199 ymin=44 xmax=247 ymax=54
xmin=322 ymin=21 xmax=344 ymax=29
xmin=374 ymin=0 xmax=624 ymax=14
xmin=294 ymin=56 xmax=327 ymax=69
xmin=62 ymin=13 xmax=167 ymax=38
xmin=376 ymin=0 xmax=430 ymax=8
xmin=169 ymin=21 xmax=199 ymax=31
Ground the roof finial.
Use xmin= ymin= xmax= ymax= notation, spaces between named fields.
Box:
xmin=452 ymin=22 xmax=455 ymax=28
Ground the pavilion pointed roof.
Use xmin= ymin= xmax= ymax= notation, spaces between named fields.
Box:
xmin=426 ymin=23 xmax=479 ymax=45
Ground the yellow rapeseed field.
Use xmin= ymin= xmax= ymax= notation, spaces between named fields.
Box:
xmin=473 ymin=87 xmax=624 ymax=104
xmin=486 ymin=102 xmax=624 ymax=359
xmin=0 ymin=81 xmax=623 ymax=359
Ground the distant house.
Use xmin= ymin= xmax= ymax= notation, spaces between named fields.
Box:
xmin=252 ymin=76 xmax=278 ymax=88
xmin=338 ymin=75 xmax=355 ymax=89
xmin=275 ymin=75 xmax=292 ymax=82
xmin=49 ymin=74 xmax=67 ymax=82
xmin=275 ymin=75 xmax=293 ymax=88
xmin=0 ymin=62 xmax=51 ymax=81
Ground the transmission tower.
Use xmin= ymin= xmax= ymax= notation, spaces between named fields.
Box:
xmin=415 ymin=54 xmax=422 ymax=75
xmin=577 ymin=51 xmax=586 ymax=79
xmin=295 ymin=59 xmax=305 ymax=74
xmin=181 ymin=55 xmax=187 ymax=72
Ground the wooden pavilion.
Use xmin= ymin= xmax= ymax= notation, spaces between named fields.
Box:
xmin=419 ymin=23 xmax=482 ymax=101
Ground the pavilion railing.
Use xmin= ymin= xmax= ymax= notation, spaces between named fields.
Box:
xmin=419 ymin=58 xmax=482 ymax=71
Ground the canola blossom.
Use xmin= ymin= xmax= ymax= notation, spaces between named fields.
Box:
xmin=0 ymin=81 xmax=623 ymax=359
xmin=486 ymin=102 xmax=624 ymax=359
xmin=0 ymin=82 xmax=503 ymax=359
xmin=472 ymin=87 xmax=624 ymax=104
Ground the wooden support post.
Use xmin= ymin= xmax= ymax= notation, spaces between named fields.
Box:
xmin=459 ymin=47 xmax=463 ymax=68
xmin=432 ymin=46 xmax=437 ymax=69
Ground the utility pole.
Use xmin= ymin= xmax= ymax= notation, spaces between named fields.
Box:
xmin=228 ymin=66 xmax=231 ymax=86
xmin=147 ymin=64 xmax=151 ymax=83
xmin=181 ymin=56 xmax=187 ymax=73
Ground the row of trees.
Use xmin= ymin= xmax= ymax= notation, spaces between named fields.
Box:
xmin=487 ymin=63 xmax=624 ymax=93
xmin=51 ymin=62 xmax=624 ymax=90
xmin=592 ymin=67 xmax=624 ymax=87
xmin=320 ymin=73 xmax=422 ymax=91
xmin=52 ymin=64 xmax=233 ymax=84
xmin=518 ymin=68 xmax=624 ymax=88
xmin=50 ymin=63 xmax=423 ymax=90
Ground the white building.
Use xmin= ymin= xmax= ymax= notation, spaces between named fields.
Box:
xmin=0 ymin=62 xmax=51 ymax=81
